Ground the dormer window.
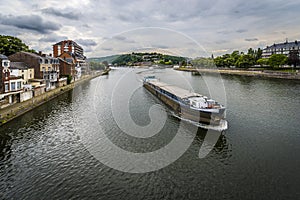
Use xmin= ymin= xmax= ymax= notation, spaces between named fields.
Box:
xmin=3 ymin=61 xmax=8 ymax=67
xmin=2 ymin=60 xmax=10 ymax=68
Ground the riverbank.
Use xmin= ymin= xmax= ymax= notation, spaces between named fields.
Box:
xmin=174 ymin=67 xmax=300 ymax=80
xmin=0 ymin=69 xmax=109 ymax=126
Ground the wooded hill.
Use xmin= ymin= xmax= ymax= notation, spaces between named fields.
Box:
xmin=91 ymin=52 xmax=187 ymax=66
xmin=0 ymin=35 xmax=36 ymax=56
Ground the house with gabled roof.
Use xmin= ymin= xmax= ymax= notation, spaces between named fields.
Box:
xmin=262 ymin=40 xmax=300 ymax=59
xmin=0 ymin=54 xmax=25 ymax=108
xmin=10 ymin=62 xmax=34 ymax=84
xmin=9 ymin=51 xmax=59 ymax=91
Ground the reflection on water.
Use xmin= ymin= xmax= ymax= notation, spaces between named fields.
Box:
xmin=0 ymin=68 xmax=300 ymax=199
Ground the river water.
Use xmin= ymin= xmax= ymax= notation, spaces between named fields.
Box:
xmin=0 ymin=68 xmax=300 ymax=199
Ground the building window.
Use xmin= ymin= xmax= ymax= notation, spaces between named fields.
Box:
xmin=5 ymin=83 xmax=9 ymax=92
xmin=11 ymin=82 xmax=16 ymax=91
xmin=30 ymin=74 xmax=32 ymax=78
xmin=3 ymin=61 xmax=8 ymax=67
xmin=17 ymin=82 xmax=21 ymax=89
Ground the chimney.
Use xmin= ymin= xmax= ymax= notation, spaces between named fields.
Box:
xmin=38 ymin=51 xmax=42 ymax=55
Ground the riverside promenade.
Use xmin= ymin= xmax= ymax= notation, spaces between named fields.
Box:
xmin=0 ymin=70 xmax=108 ymax=126
xmin=175 ymin=68 xmax=300 ymax=80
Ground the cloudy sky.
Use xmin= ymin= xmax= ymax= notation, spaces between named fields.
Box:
xmin=0 ymin=0 xmax=300 ymax=58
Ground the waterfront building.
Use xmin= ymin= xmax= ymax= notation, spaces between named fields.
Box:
xmin=10 ymin=62 xmax=34 ymax=85
xmin=9 ymin=52 xmax=59 ymax=91
xmin=0 ymin=54 xmax=10 ymax=94
xmin=0 ymin=54 xmax=26 ymax=108
xmin=53 ymin=40 xmax=88 ymax=75
xmin=262 ymin=40 xmax=300 ymax=58
xmin=57 ymin=53 xmax=75 ymax=77
xmin=53 ymin=40 xmax=84 ymax=57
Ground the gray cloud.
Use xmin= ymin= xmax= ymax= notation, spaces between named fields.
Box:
xmin=39 ymin=34 xmax=68 ymax=43
xmin=102 ymin=47 xmax=113 ymax=51
xmin=245 ymin=38 xmax=259 ymax=42
xmin=42 ymin=8 xmax=80 ymax=20
xmin=76 ymin=39 xmax=97 ymax=46
xmin=1 ymin=0 xmax=300 ymax=57
xmin=217 ymin=30 xmax=231 ymax=35
xmin=215 ymin=40 xmax=229 ymax=44
xmin=112 ymin=35 xmax=136 ymax=43
xmin=236 ymin=29 xmax=248 ymax=33
xmin=0 ymin=14 xmax=61 ymax=34
xmin=113 ymin=35 xmax=126 ymax=41
xmin=152 ymin=44 xmax=169 ymax=49
xmin=84 ymin=46 xmax=93 ymax=53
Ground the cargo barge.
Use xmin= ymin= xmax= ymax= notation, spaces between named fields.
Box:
xmin=143 ymin=76 xmax=226 ymax=126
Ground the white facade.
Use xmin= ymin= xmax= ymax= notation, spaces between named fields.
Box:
xmin=10 ymin=68 xmax=34 ymax=84
xmin=9 ymin=78 xmax=23 ymax=92
xmin=75 ymin=64 xmax=81 ymax=79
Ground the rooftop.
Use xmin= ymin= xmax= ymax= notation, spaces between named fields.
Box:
xmin=264 ymin=40 xmax=300 ymax=50
xmin=53 ymin=40 xmax=82 ymax=48
xmin=10 ymin=62 xmax=30 ymax=69
xmin=0 ymin=54 xmax=8 ymax=59
xmin=19 ymin=51 xmax=42 ymax=59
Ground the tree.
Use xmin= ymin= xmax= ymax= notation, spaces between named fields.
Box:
xmin=231 ymin=50 xmax=240 ymax=63
xmin=214 ymin=56 xmax=225 ymax=67
xmin=66 ymin=75 xmax=72 ymax=84
xmin=287 ymin=50 xmax=300 ymax=67
xmin=191 ymin=57 xmax=215 ymax=68
xmin=257 ymin=58 xmax=269 ymax=67
xmin=255 ymin=48 xmax=263 ymax=61
xmin=89 ymin=61 xmax=105 ymax=70
xmin=247 ymin=48 xmax=255 ymax=56
xmin=268 ymin=54 xmax=287 ymax=68
xmin=224 ymin=57 xmax=235 ymax=67
xmin=102 ymin=61 xmax=109 ymax=67
xmin=181 ymin=60 xmax=187 ymax=66
xmin=0 ymin=35 xmax=35 ymax=56
xmin=235 ymin=54 xmax=255 ymax=68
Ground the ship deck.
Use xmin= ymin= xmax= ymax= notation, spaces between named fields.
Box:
xmin=149 ymin=81 xmax=200 ymax=99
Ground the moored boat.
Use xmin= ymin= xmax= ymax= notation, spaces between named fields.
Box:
xmin=143 ymin=76 xmax=226 ymax=126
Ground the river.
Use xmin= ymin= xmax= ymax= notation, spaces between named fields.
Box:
xmin=1 ymin=68 xmax=300 ymax=199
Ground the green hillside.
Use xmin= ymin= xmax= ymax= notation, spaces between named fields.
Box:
xmin=111 ymin=52 xmax=187 ymax=66
xmin=88 ymin=55 xmax=120 ymax=64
